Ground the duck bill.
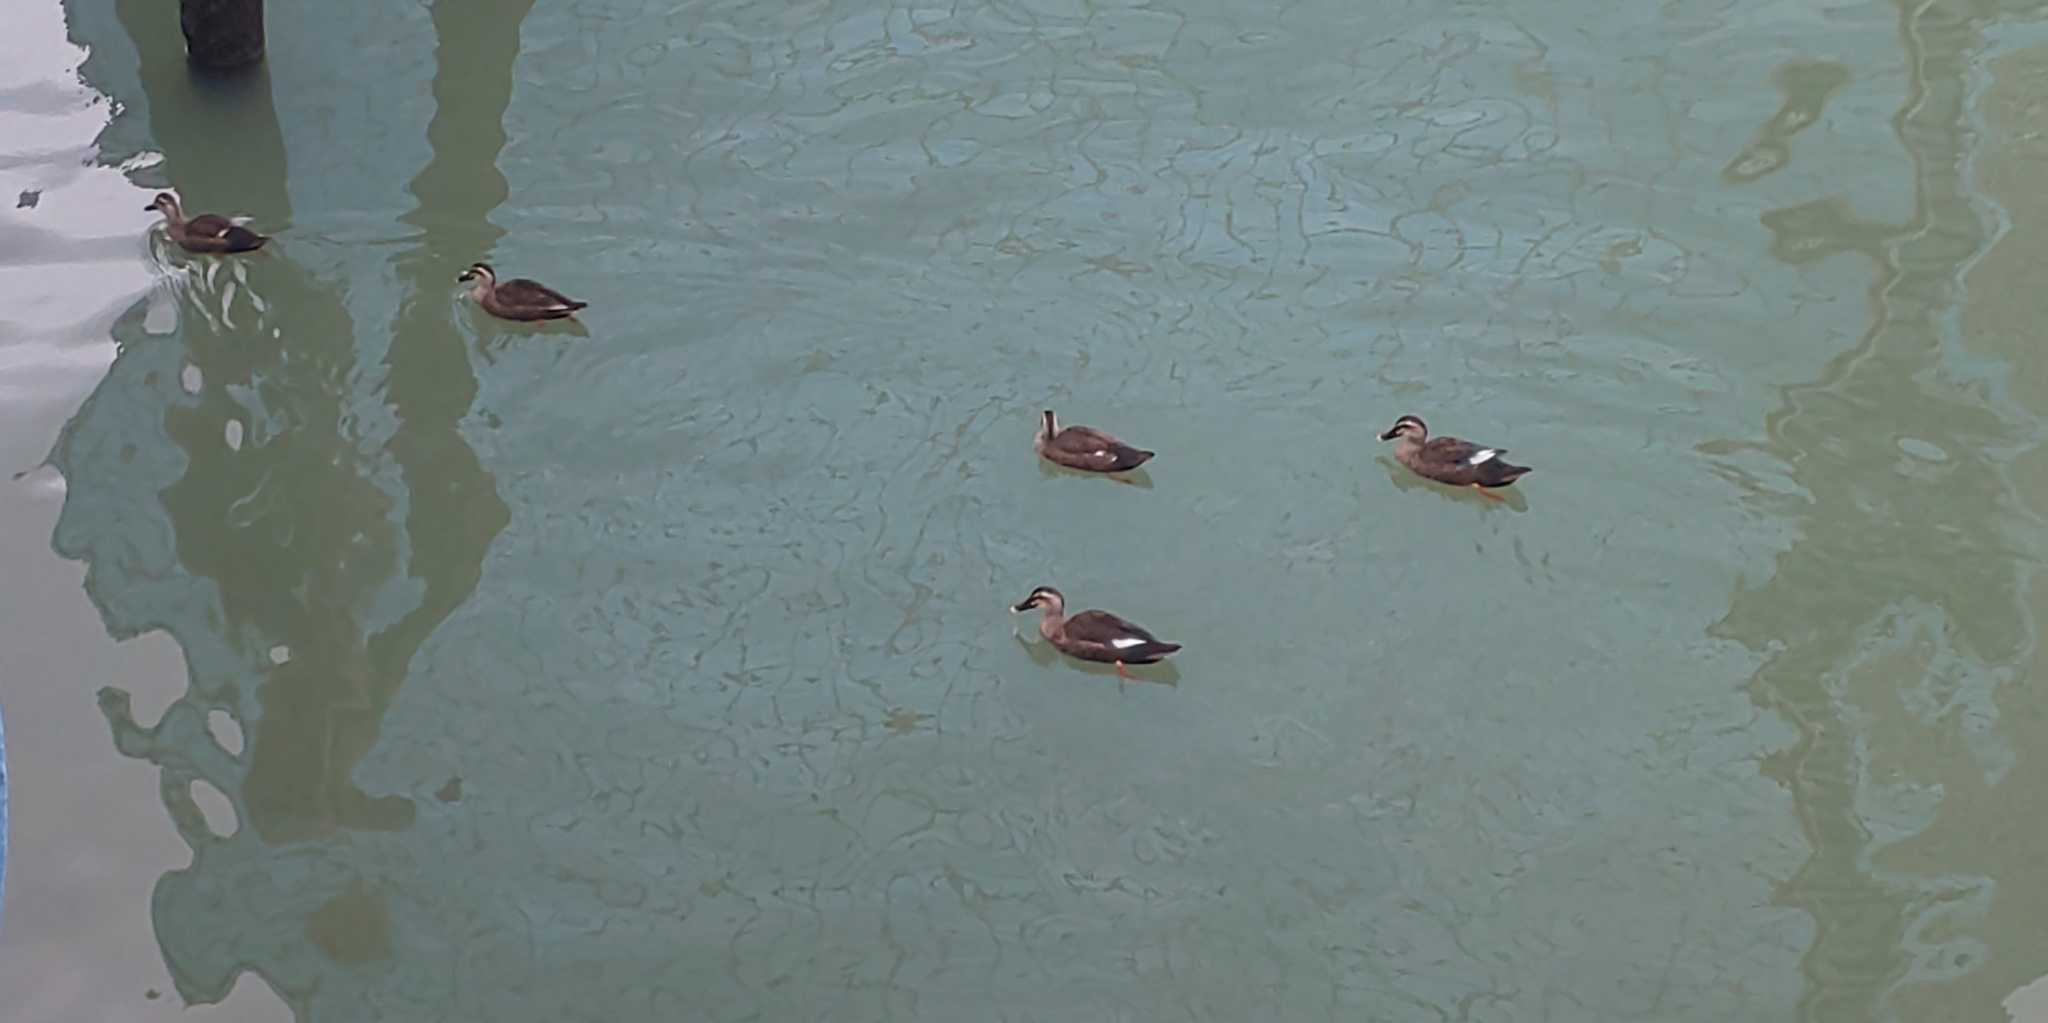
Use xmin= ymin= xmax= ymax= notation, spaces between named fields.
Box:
xmin=1010 ymin=600 xmax=1035 ymax=613
xmin=1377 ymin=428 xmax=1399 ymax=441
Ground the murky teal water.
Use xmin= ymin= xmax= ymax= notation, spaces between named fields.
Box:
xmin=9 ymin=0 xmax=2048 ymax=1018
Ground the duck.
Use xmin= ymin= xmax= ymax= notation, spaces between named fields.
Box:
xmin=457 ymin=262 xmax=587 ymax=321
xmin=1378 ymin=414 xmax=1530 ymax=500
xmin=1011 ymin=586 xmax=1180 ymax=680
xmin=1034 ymin=410 xmax=1154 ymax=476
xmin=144 ymin=192 xmax=268 ymax=254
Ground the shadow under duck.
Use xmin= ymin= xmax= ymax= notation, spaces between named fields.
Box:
xmin=1034 ymin=410 xmax=1154 ymax=475
xmin=145 ymin=192 xmax=268 ymax=254
xmin=457 ymin=262 xmax=587 ymax=321
xmin=1011 ymin=586 xmax=1180 ymax=680
xmin=1379 ymin=414 xmax=1530 ymax=501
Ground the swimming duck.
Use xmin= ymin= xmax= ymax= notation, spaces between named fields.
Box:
xmin=457 ymin=262 xmax=587 ymax=321
xmin=1011 ymin=586 xmax=1181 ymax=679
xmin=145 ymin=192 xmax=268 ymax=254
xmin=1378 ymin=414 xmax=1530 ymax=500
xmin=1034 ymin=410 xmax=1154 ymax=475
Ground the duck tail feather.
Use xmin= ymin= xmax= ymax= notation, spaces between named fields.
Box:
xmin=1481 ymin=461 xmax=1530 ymax=485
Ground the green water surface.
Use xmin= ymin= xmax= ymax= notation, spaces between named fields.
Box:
xmin=7 ymin=0 xmax=2048 ymax=1018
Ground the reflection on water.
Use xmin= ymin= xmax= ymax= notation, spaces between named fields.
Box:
xmin=31 ymin=0 xmax=2048 ymax=1017
xmin=1708 ymin=0 xmax=2048 ymax=1019
xmin=1724 ymin=62 xmax=1853 ymax=185
xmin=50 ymin=0 xmax=518 ymax=1007
xmin=1887 ymin=30 xmax=2048 ymax=1023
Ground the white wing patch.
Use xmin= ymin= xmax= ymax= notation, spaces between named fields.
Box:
xmin=1109 ymin=637 xmax=1147 ymax=649
xmin=1467 ymin=449 xmax=1498 ymax=465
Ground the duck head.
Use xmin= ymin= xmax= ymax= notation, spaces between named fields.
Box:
xmin=456 ymin=261 xmax=497 ymax=286
xmin=1037 ymin=410 xmax=1059 ymax=442
xmin=143 ymin=192 xmax=181 ymax=220
xmin=1010 ymin=586 xmax=1066 ymax=614
xmin=1378 ymin=415 xmax=1428 ymax=442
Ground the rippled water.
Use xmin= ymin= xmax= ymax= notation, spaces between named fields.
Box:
xmin=9 ymin=0 xmax=2048 ymax=1018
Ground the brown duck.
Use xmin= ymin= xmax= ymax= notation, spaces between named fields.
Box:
xmin=1011 ymin=586 xmax=1180 ymax=680
xmin=1034 ymin=410 xmax=1154 ymax=475
xmin=1379 ymin=414 xmax=1530 ymax=501
xmin=145 ymin=192 xmax=268 ymax=253
xmin=457 ymin=262 xmax=587 ymax=321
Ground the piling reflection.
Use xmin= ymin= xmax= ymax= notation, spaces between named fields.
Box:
xmin=52 ymin=0 xmax=522 ymax=1009
xmin=1885 ymin=34 xmax=2048 ymax=1021
xmin=1709 ymin=0 xmax=2048 ymax=1018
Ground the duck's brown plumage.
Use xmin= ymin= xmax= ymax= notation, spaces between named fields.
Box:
xmin=1034 ymin=410 xmax=1154 ymax=473
xmin=458 ymin=262 xmax=587 ymax=321
xmin=1379 ymin=414 xmax=1530 ymax=489
xmin=146 ymin=193 xmax=268 ymax=254
xmin=1011 ymin=586 xmax=1181 ymax=674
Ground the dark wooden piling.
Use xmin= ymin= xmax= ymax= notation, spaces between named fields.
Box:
xmin=179 ymin=0 xmax=264 ymax=70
